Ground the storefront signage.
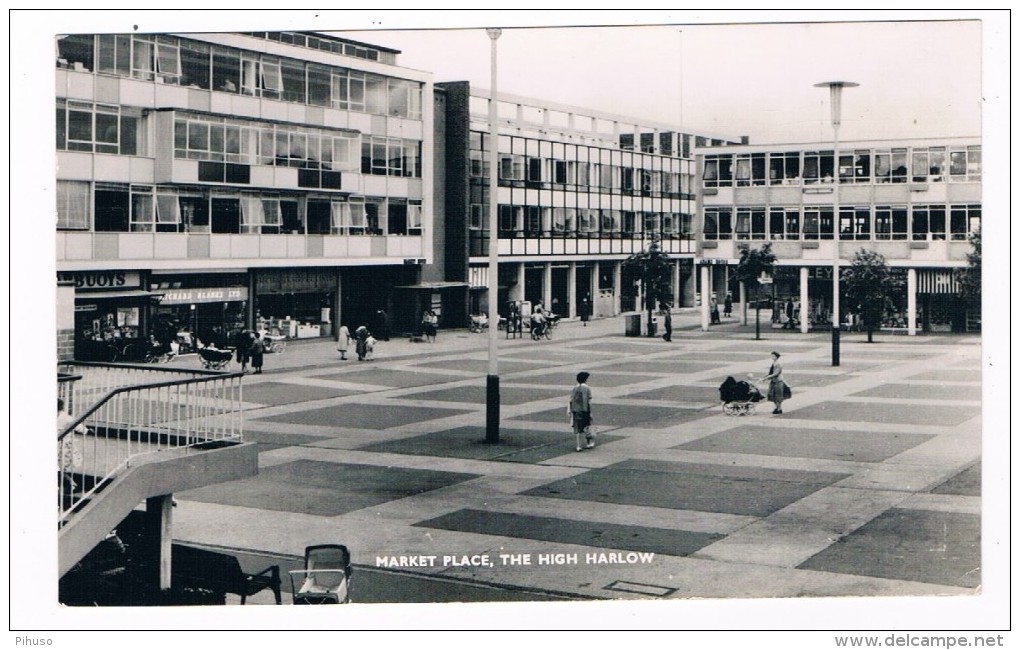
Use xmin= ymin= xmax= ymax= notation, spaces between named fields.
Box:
xmin=700 ymin=258 xmax=729 ymax=265
xmin=160 ymin=287 xmax=249 ymax=305
xmin=75 ymin=304 xmax=98 ymax=312
xmin=403 ymin=258 xmax=426 ymax=265
xmin=258 ymin=269 xmax=336 ymax=294
xmin=57 ymin=271 xmax=141 ymax=290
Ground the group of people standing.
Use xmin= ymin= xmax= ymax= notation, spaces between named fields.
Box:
xmin=710 ymin=293 xmax=734 ymax=325
xmin=336 ymin=324 xmax=377 ymax=361
xmin=234 ymin=330 xmax=264 ymax=374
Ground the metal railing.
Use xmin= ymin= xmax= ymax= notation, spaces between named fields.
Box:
xmin=57 ymin=362 xmax=244 ymax=525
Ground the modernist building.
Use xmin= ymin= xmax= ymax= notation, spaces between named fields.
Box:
xmin=55 ymin=31 xmax=434 ymax=360
xmin=434 ymin=82 xmax=744 ymax=324
xmin=693 ymin=137 xmax=982 ymax=333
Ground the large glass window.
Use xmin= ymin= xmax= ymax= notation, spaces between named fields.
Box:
xmin=875 ymin=205 xmax=908 ymax=240
xmin=179 ymin=40 xmax=210 ymax=89
xmin=57 ymin=34 xmax=95 ymax=72
xmin=950 ymin=204 xmax=980 ymax=241
xmin=768 ymin=207 xmax=800 ymax=240
xmin=839 ymin=206 xmax=871 ymax=240
xmin=735 ymin=153 xmax=766 ymax=186
xmin=735 ymin=207 xmax=766 ymax=240
xmin=874 ymin=148 xmax=908 ymax=183
xmin=839 ymin=150 xmax=871 ymax=183
xmin=58 ymin=101 xmax=138 ymax=155
xmin=97 ymin=34 xmax=131 ymax=77
xmin=912 ymin=146 xmax=946 ymax=182
xmin=803 ymin=206 xmax=834 ymax=240
xmin=803 ymin=151 xmax=834 ymax=185
xmin=912 ymin=205 xmax=947 ymax=241
xmin=703 ymin=208 xmax=732 ymax=240
xmin=949 ymin=146 xmax=981 ymax=182
xmin=280 ymin=59 xmax=306 ymax=103
xmin=130 ymin=185 xmax=155 ymax=231
xmin=703 ymin=155 xmax=732 ymax=187
xmin=768 ymin=152 xmax=801 ymax=185
xmin=56 ymin=180 xmax=91 ymax=230
xmin=94 ymin=183 xmax=130 ymax=232
xmin=212 ymin=48 xmax=241 ymax=93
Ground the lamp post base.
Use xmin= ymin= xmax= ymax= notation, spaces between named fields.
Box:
xmin=485 ymin=374 xmax=500 ymax=443
xmin=831 ymin=325 xmax=841 ymax=367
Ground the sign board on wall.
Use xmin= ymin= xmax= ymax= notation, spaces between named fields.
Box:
xmin=159 ymin=287 xmax=249 ymax=305
xmin=57 ymin=271 xmax=141 ymax=290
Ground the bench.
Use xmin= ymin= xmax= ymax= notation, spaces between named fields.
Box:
xmin=171 ymin=544 xmax=282 ymax=605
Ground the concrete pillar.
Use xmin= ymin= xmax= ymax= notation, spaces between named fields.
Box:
xmin=672 ymin=260 xmax=681 ymax=308
xmin=513 ymin=263 xmax=525 ymax=302
xmin=542 ymin=263 xmax=552 ymax=312
xmin=739 ymin=280 xmax=747 ymax=326
xmin=590 ymin=264 xmax=599 ymax=315
xmin=907 ymin=268 xmax=917 ymax=336
xmin=568 ymin=262 xmax=577 ymax=318
xmin=800 ymin=266 xmax=810 ymax=334
xmin=700 ymin=265 xmax=711 ymax=331
xmin=146 ymin=494 xmax=174 ymax=592
xmin=613 ymin=262 xmax=622 ymax=316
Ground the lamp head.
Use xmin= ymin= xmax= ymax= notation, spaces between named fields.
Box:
xmin=814 ymin=81 xmax=858 ymax=128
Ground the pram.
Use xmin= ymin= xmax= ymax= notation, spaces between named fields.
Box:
xmin=719 ymin=376 xmax=764 ymax=416
xmin=198 ymin=345 xmax=233 ymax=370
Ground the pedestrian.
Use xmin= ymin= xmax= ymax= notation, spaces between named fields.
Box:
xmin=710 ymin=297 xmax=721 ymax=325
xmin=783 ymin=298 xmax=795 ymax=329
xmin=249 ymin=332 xmax=264 ymax=374
xmin=235 ymin=329 xmax=252 ymax=372
xmin=762 ymin=351 xmax=790 ymax=414
xmin=336 ymin=324 xmax=351 ymax=360
xmin=580 ymin=296 xmax=591 ymax=326
xmin=427 ymin=311 xmax=439 ymax=343
xmin=354 ymin=325 xmax=370 ymax=361
xmin=661 ymin=303 xmax=673 ymax=342
xmin=375 ymin=309 xmax=390 ymax=341
xmin=724 ymin=293 xmax=733 ymax=318
xmin=568 ymin=371 xmax=595 ymax=452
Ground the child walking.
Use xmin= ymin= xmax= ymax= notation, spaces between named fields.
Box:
xmin=569 ymin=371 xmax=595 ymax=452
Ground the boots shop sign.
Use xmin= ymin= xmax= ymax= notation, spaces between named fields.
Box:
xmin=58 ymin=271 xmax=141 ymax=291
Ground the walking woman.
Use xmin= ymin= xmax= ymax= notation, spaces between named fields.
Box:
xmin=762 ymin=351 xmax=789 ymax=414
xmin=336 ymin=324 xmax=351 ymax=360
xmin=354 ymin=325 xmax=370 ymax=361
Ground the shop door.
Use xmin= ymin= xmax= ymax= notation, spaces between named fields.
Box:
xmin=550 ymin=267 xmax=569 ymax=316
xmin=524 ymin=266 xmax=544 ymax=307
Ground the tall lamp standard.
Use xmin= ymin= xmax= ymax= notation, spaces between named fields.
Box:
xmin=485 ymin=28 xmax=502 ymax=443
xmin=814 ymin=81 xmax=858 ymax=367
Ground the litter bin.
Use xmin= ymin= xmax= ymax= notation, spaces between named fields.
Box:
xmin=647 ymin=319 xmax=657 ymax=337
xmin=625 ymin=313 xmax=642 ymax=337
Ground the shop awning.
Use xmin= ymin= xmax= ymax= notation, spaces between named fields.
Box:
xmin=394 ymin=282 xmax=470 ymax=290
xmin=75 ymin=290 xmax=164 ymax=300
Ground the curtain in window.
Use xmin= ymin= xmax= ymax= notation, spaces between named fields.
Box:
xmin=156 ymin=194 xmax=181 ymax=224
xmin=330 ymin=202 xmax=349 ymax=232
xmin=57 ymin=181 xmax=90 ymax=230
xmin=240 ymin=197 xmax=264 ymax=226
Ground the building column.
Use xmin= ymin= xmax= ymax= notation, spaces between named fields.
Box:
xmin=567 ymin=262 xmax=577 ymax=318
xmin=512 ymin=263 xmax=525 ymax=302
xmin=672 ymin=260 xmax=681 ymax=308
xmin=700 ymin=265 xmax=711 ymax=331
xmin=739 ymin=280 xmax=747 ymax=325
xmin=542 ymin=263 xmax=552 ymax=312
xmin=800 ymin=266 xmax=810 ymax=334
xmin=146 ymin=494 xmax=174 ymax=592
xmin=613 ymin=262 xmax=622 ymax=316
xmin=907 ymin=268 xmax=917 ymax=336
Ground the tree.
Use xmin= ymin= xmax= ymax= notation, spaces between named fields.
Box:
xmin=955 ymin=226 xmax=981 ymax=300
xmin=622 ymin=237 xmax=673 ymax=336
xmin=841 ymin=249 xmax=904 ymax=342
xmin=732 ymin=243 xmax=776 ymax=340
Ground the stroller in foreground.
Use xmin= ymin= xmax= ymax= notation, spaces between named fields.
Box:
xmin=719 ymin=376 xmax=764 ymax=416
xmin=198 ymin=345 xmax=233 ymax=370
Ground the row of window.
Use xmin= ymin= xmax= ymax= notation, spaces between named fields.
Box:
xmin=469 ymin=204 xmax=693 ymax=239
xmin=703 ymin=204 xmax=981 ymax=241
xmin=56 ymin=104 xmax=423 ymax=179
xmin=242 ymin=32 xmax=397 ymax=64
xmin=55 ymin=34 xmax=423 ymax=118
xmin=479 ymin=154 xmax=693 ymax=197
xmin=56 ymin=181 xmax=422 ymax=236
xmin=703 ymin=145 xmax=982 ymax=187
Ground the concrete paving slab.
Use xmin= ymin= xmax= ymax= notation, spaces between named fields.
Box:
xmin=316 ymin=368 xmax=469 ymax=388
xmin=411 ymin=358 xmax=551 ymax=374
xmin=416 ymin=508 xmax=724 ymax=557
xmin=239 ymin=381 xmax=363 ymax=406
xmin=399 ymin=385 xmax=563 ymax=406
xmin=573 ymin=340 xmax=677 ymax=354
xmin=786 ymin=400 xmax=980 ymax=426
xmin=907 ymin=368 xmax=983 ymax=382
xmin=851 ymin=383 xmax=983 ymax=401
xmin=676 ymin=425 xmax=934 ymax=462
xmin=522 ymin=461 xmax=849 ymax=517
xmin=930 ymin=462 xmax=981 ymax=496
xmin=505 ymin=371 xmax=662 ymax=387
xmin=797 ymin=508 xmax=981 ymax=588
xmin=513 ymin=403 xmax=703 ymax=429
xmin=619 ymin=384 xmax=723 ymax=403
xmin=254 ymin=402 xmax=474 ymax=429
xmin=591 ymin=360 xmax=718 ymax=374
xmin=180 ymin=459 xmax=479 ymax=516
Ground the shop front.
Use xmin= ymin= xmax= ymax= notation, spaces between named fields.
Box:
xmin=255 ymin=268 xmax=338 ymax=339
xmin=59 ymin=270 xmax=161 ymax=361
xmin=150 ymin=273 xmax=249 ymax=350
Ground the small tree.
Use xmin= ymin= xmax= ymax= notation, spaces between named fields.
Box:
xmin=955 ymin=226 xmax=981 ymax=300
xmin=732 ymin=243 xmax=776 ymax=340
xmin=622 ymin=237 xmax=673 ymax=336
xmin=841 ymin=249 xmax=904 ymax=342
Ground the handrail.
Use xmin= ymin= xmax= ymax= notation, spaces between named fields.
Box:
xmin=57 ymin=364 xmax=244 ymax=524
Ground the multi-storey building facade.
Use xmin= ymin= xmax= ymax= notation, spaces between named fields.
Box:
xmin=694 ymin=137 xmax=982 ymax=333
xmin=435 ymin=82 xmax=743 ymax=323
xmin=55 ymin=31 xmax=433 ymax=360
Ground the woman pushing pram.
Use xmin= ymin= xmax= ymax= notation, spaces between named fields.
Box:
xmin=718 ymin=375 xmax=764 ymax=416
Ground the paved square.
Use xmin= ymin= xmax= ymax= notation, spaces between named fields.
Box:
xmin=241 ymin=430 xmax=334 ymax=452
xmin=401 ymin=385 xmax=563 ymax=406
xmin=256 ymin=402 xmax=473 ymax=429
xmin=180 ymin=460 xmax=479 ymax=516
xmin=522 ymin=460 xmax=850 ymax=517
xmin=241 ymin=381 xmax=362 ymax=406
xmin=906 ymin=368 xmax=983 ymax=383
xmin=513 ymin=403 xmax=709 ymax=430
xmin=798 ymin=508 xmax=981 ymax=588
xmin=851 ymin=383 xmax=982 ymax=401
xmin=783 ymin=373 xmax=856 ymax=387
xmin=595 ymin=360 xmax=718 ymax=374
xmin=677 ymin=425 xmax=934 ymax=462
xmin=410 ymin=358 xmax=549 ymax=374
xmin=416 ymin=509 xmax=723 ymax=557
xmin=573 ymin=341 xmax=674 ymax=354
xmin=788 ymin=401 xmax=980 ymax=426
xmin=505 ymin=371 xmax=661 ymax=388
xmin=621 ymin=384 xmax=724 ymax=403
xmin=359 ymin=426 xmax=622 ymax=463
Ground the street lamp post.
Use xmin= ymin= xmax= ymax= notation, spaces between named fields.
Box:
xmin=814 ymin=81 xmax=858 ymax=367
xmin=485 ymin=28 xmax=502 ymax=443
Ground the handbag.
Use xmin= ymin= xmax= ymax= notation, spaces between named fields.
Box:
xmin=782 ymin=383 xmax=792 ymax=399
